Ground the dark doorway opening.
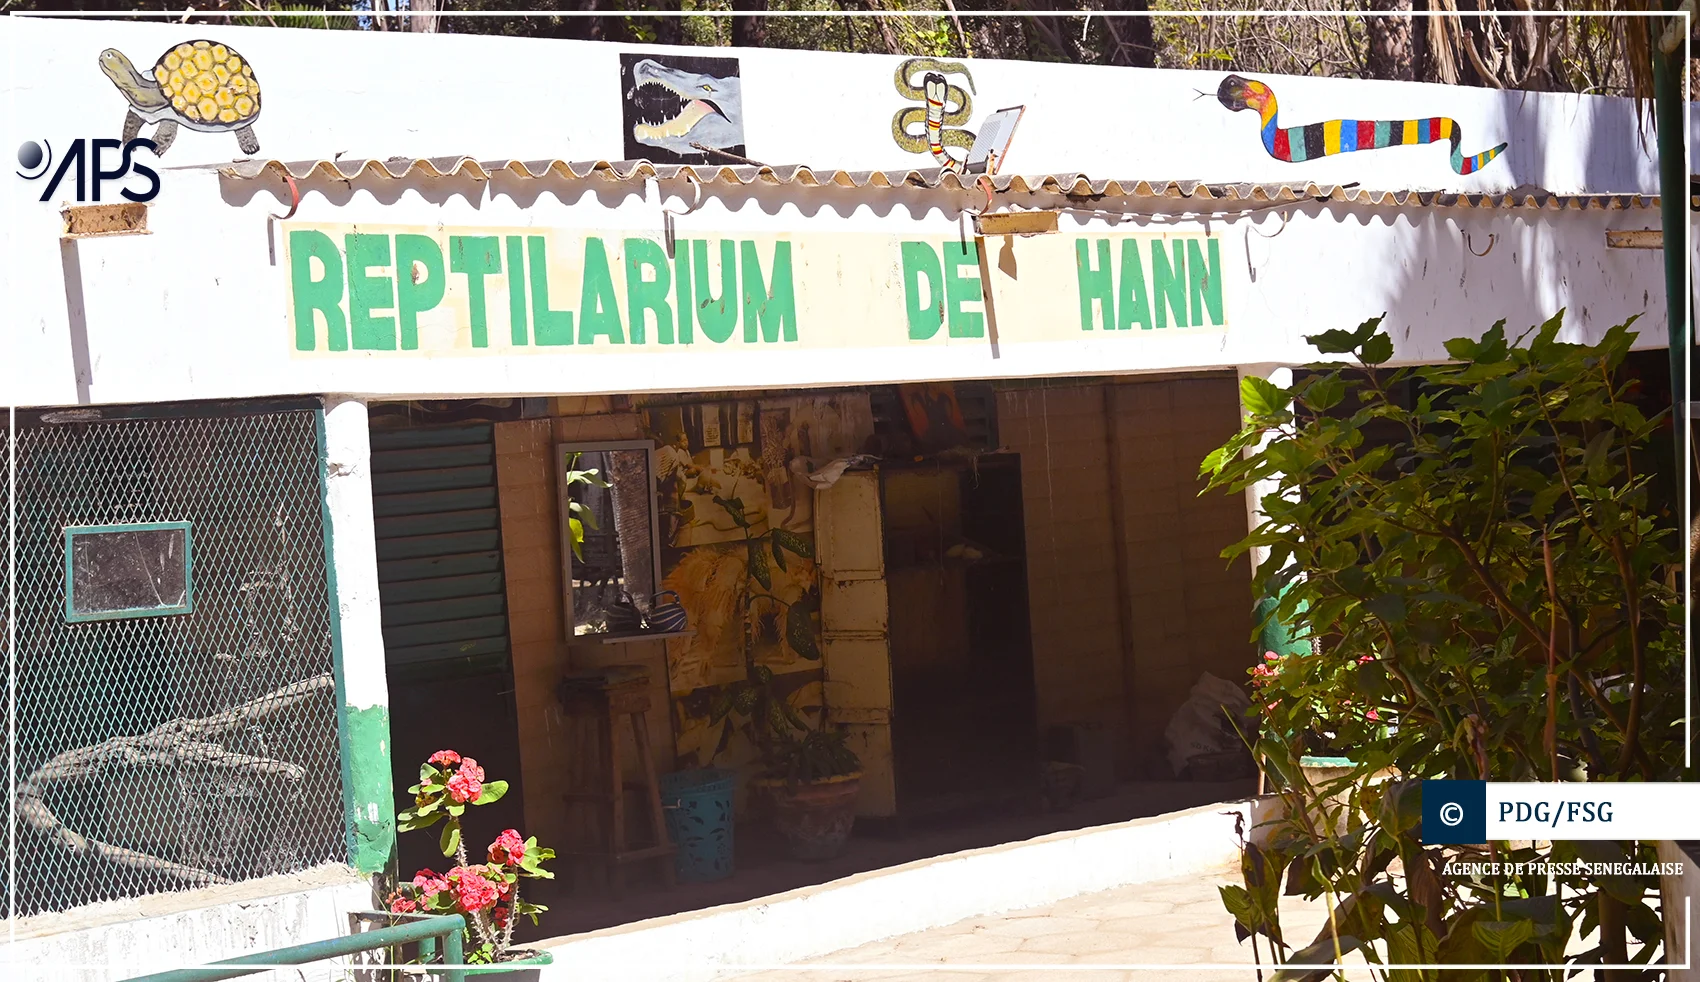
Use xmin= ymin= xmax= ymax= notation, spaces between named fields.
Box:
xmin=884 ymin=454 xmax=1040 ymax=819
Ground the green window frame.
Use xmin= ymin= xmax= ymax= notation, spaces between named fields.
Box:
xmin=63 ymin=521 xmax=195 ymax=623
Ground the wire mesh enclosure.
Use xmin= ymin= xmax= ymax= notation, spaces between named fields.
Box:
xmin=1 ymin=403 xmax=346 ymax=918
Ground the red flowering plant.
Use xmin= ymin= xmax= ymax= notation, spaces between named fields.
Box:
xmin=386 ymin=751 xmax=556 ymax=964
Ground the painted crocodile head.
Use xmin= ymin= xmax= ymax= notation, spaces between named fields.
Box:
xmin=628 ymin=58 xmax=744 ymax=156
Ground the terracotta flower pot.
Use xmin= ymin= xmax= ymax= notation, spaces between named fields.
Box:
xmin=756 ymin=773 xmax=861 ymax=862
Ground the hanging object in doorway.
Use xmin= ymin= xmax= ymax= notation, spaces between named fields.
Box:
xmin=100 ymin=40 xmax=263 ymax=156
xmin=891 ymin=58 xmax=976 ymax=172
xmin=1216 ymin=74 xmax=1507 ymax=175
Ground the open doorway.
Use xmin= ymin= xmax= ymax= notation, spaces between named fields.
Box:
xmin=883 ymin=455 xmax=1040 ymax=819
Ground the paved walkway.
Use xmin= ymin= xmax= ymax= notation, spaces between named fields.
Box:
xmin=724 ymin=864 xmax=1365 ymax=982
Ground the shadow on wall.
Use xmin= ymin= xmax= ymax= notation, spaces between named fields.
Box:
xmin=1360 ymin=207 xmax=1661 ymax=364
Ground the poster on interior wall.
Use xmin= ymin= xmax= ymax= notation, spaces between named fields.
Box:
xmin=898 ymin=382 xmax=970 ymax=454
xmin=620 ymin=52 xmax=745 ymax=164
xmin=648 ymin=393 xmax=875 ymax=696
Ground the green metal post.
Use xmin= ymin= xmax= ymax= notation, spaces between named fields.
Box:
xmin=120 ymin=914 xmax=466 ymax=982
xmin=1650 ymin=10 xmax=1694 ymax=768
xmin=443 ymin=924 xmax=466 ymax=982
xmin=1652 ymin=24 xmax=1690 ymax=474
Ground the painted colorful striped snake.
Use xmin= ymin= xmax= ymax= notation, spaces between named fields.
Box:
xmin=891 ymin=58 xmax=976 ymax=172
xmin=1217 ymin=74 xmax=1508 ymax=175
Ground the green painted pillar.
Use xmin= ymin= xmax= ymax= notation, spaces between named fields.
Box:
xmin=318 ymin=397 xmax=396 ymax=876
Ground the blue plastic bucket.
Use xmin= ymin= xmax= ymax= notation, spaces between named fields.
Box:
xmin=660 ymin=768 xmax=735 ymax=882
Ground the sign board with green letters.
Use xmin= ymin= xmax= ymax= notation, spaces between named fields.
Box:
xmin=283 ymin=223 xmax=1229 ymax=358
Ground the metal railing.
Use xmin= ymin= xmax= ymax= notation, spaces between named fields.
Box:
xmin=120 ymin=913 xmax=466 ymax=982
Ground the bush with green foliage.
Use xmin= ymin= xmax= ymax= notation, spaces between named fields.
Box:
xmin=1200 ymin=312 xmax=1679 ymax=979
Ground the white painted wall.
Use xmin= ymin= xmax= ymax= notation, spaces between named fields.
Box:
xmin=0 ymin=864 xmax=372 ymax=982
xmin=0 ymin=17 xmax=1679 ymax=412
xmin=0 ymin=17 xmax=1663 ymax=194
xmin=3 ymin=164 xmax=1673 ymax=409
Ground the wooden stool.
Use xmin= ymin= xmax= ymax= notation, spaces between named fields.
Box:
xmin=557 ymin=665 xmax=675 ymax=898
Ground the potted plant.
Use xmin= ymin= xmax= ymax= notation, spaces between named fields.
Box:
xmin=385 ymin=751 xmax=557 ymax=980
xmin=755 ymin=726 xmax=863 ymax=861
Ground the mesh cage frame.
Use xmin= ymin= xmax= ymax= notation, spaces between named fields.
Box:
xmin=2 ymin=401 xmax=348 ymax=919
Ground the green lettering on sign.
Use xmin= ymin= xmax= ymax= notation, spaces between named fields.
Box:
xmin=942 ymin=242 xmax=983 ymax=338
xmin=1187 ymin=238 xmax=1223 ymax=327
xmin=1117 ymin=239 xmax=1153 ymax=331
xmin=693 ymin=239 xmax=738 ymax=344
xmin=394 ymin=234 xmax=444 ymax=351
xmin=672 ymin=240 xmax=694 ymax=344
xmin=528 ymin=236 xmax=573 ymax=346
xmin=1151 ymin=240 xmax=1188 ymax=330
xmin=625 ymin=238 xmax=673 ymax=344
xmin=1076 ymin=239 xmax=1113 ymax=332
xmin=450 ymin=236 xmax=500 ymax=348
xmin=345 ymin=233 xmax=396 ymax=351
xmin=506 ymin=236 xmax=529 ymax=346
xmin=741 ymin=240 xmax=797 ymax=344
xmin=579 ymin=238 xmax=624 ymax=345
xmin=901 ymin=242 xmax=944 ymax=340
xmin=290 ymin=230 xmax=346 ymax=352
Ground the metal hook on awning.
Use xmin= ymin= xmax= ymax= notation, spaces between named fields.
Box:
xmin=657 ymin=175 xmax=703 ymax=259
xmin=271 ymin=172 xmax=300 ymax=221
xmin=1465 ymin=231 xmax=1496 ymax=257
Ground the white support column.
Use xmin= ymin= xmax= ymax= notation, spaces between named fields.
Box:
xmin=319 ymin=395 xmax=395 ymax=874
xmin=1236 ymin=364 xmax=1294 ymax=580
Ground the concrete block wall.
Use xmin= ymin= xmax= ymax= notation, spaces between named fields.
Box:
xmin=996 ymin=376 xmax=1255 ymax=777
xmin=994 ymin=385 xmax=1128 ymax=759
xmin=494 ymin=417 xmax=568 ymax=850
xmin=1109 ymin=378 xmax=1255 ymax=769
xmin=494 ymin=409 xmax=659 ymax=857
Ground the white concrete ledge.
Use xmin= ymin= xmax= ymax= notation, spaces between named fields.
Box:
xmin=1 ymin=863 xmax=373 ymax=982
xmin=537 ymin=796 xmax=1280 ymax=982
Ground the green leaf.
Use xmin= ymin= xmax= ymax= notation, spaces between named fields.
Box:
xmin=1308 ymin=329 xmax=1365 ymax=355
xmin=771 ymin=527 xmax=814 ymax=559
xmin=1302 ymin=374 xmax=1345 ymax=412
xmin=1583 ymin=429 xmax=1615 ymax=484
xmin=1470 ymin=920 xmax=1535 ymax=959
xmin=1358 ymin=333 xmax=1393 ymax=366
xmin=568 ymin=516 xmax=586 ymax=562
xmin=1271 ymin=935 xmax=1364 ymax=982
xmin=1364 ymin=593 xmax=1406 ymax=624
xmin=787 ymin=593 xmax=821 ymax=660
xmin=473 ymin=780 xmax=509 ymax=806
xmin=747 ymin=538 xmax=772 ymax=590
xmin=1241 ymin=376 xmax=1287 ymax=417
xmin=770 ymin=535 xmax=788 ymax=572
xmin=439 ymin=820 xmax=461 ymax=858
xmin=715 ymin=495 xmax=750 ymax=528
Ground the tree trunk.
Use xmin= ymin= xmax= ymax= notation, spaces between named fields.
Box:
xmin=607 ymin=450 xmax=656 ymax=608
xmin=1366 ymin=0 xmax=1415 ymax=81
xmin=410 ymin=0 xmax=440 ymax=34
xmin=1114 ymin=1 xmax=1156 ymax=68
xmin=732 ymin=0 xmax=767 ymax=48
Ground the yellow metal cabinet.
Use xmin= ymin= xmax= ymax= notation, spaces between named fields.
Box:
xmin=814 ymin=467 xmax=897 ymax=817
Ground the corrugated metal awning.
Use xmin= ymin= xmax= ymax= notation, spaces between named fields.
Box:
xmin=212 ymin=156 xmax=1678 ymax=211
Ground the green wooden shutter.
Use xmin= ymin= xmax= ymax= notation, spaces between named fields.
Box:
xmin=370 ymin=423 xmax=511 ymax=678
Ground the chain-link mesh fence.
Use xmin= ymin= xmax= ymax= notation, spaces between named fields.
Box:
xmin=1 ymin=405 xmax=346 ymax=919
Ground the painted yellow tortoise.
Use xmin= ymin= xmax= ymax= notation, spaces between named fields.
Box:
xmin=99 ymin=40 xmax=262 ymax=156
